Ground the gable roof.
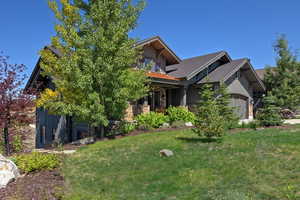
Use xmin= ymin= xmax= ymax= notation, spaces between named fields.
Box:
xmin=198 ymin=58 xmax=265 ymax=92
xmin=198 ymin=58 xmax=247 ymax=83
xmin=136 ymin=36 xmax=181 ymax=65
xmin=255 ymin=68 xmax=266 ymax=80
xmin=166 ymin=51 xmax=231 ymax=79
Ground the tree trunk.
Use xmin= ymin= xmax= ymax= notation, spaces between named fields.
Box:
xmin=3 ymin=122 xmax=10 ymax=156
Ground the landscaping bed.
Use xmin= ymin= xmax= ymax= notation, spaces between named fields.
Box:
xmin=0 ymin=169 xmax=64 ymax=200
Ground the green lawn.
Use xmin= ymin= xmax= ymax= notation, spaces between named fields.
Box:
xmin=62 ymin=126 xmax=300 ymax=200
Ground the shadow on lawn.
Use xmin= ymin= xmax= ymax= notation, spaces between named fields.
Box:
xmin=176 ymin=137 xmax=222 ymax=143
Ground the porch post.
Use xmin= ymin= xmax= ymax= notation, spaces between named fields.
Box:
xmin=181 ymin=86 xmax=188 ymax=107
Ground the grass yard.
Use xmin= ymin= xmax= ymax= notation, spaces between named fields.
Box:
xmin=62 ymin=126 xmax=300 ymax=200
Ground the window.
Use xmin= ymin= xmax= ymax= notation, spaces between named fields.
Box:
xmin=139 ymin=57 xmax=162 ymax=72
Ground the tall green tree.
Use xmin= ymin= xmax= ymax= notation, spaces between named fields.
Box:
xmin=256 ymin=94 xmax=283 ymax=126
xmin=37 ymin=0 xmax=149 ymax=130
xmin=193 ymin=83 xmax=226 ymax=139
xmin=264 ymin=35 xmax=300 ymax=111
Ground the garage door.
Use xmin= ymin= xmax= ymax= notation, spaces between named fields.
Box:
xmin=229 ymin=94 xmax=248 ymax=119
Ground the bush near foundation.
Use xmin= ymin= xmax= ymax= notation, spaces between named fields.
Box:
xmin=166 ymin=106 xmax=196 ymax=124
xmin=135 ymin=112 xmax=169 ymax=130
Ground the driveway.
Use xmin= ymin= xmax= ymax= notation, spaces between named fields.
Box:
xmin=284 ymin=119 xmax=300 ymax=125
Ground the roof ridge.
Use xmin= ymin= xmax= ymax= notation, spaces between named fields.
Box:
xmin=182 ymin=51 xmax=226 ymax=61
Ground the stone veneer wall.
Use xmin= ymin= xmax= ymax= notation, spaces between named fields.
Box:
xmin=20 ymin=107 xmax=36 ymax=150
xmin=124 ymin=103 xmax=150 ymax=121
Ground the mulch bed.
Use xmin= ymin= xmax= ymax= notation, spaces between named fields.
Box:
xmin=0 ymin=170 xmax=64 ymax=200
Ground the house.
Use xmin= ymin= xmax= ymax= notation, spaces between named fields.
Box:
xmin=26 ymin=36 xmax=265 ymax=148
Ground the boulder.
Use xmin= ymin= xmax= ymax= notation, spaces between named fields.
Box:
xmin=0 ymin=154 xmax=20 ymax=188
xmin=185 ymin=122 xmax=193 ymax=127
xmin=71 ymin=137 xmax=95 ymax=145
xmin=159 ymin=149 xmax=174 ymax=157
xmin=161 ymin=122 xmax=170 ymax=128
xmin=280 ymin=109 xmax=295 ymax=119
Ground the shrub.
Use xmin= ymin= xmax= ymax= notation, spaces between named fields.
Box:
xmin=13 ymin=152 xmax=61 ymax=173
xmin=135 ymin=112 xmax=169 ymax=130
xmin=238 ymin=120 xmax=260 ymax=129
xmin=119 ymin=121 xmax=136 ymax=134
xmin=166 ymin=106 xmax=196 ymax=124
xmin=0 ymin=139 xmax=4 ymax=154
xmin=170 ymin=120 xmax=186 ymax=128
xmin=12 ymin=134 xmax=23 ymax=153
xmin=256 ymin=95 xmax=283 ymax=126
xmin=193 ymin=84 xmax=226 ymax=138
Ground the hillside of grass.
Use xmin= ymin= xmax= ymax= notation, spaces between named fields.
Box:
xmin=62 ymin=126 xmax=300 ymax=200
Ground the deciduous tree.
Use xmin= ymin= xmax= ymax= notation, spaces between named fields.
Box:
xmin=37 ymin=0 xmax=149 ymax=132
xmin=0 ymin=54 xmax=34 ymax=155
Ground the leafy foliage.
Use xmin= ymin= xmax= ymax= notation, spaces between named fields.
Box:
xmin=166 ymin=106 xmax=196 ymax=124
xmin=193 ymin=83 xmax=226 ymax=138
xmin=0 ymin=54 xmax=35 ymax=155
xmin=256 ymin=95 xmax=283 ymax=126
xmin=135 ymin=112 xmax=169 ymax=130
xmin=264 ymin=35 xmax=300 ymax=111
xmin=13 ymin=152 xmax=61 ymax=173
xmin=12 ymin=134 xmax=23 ymax=153
xmin=37 ymin=0 xmax=148 ymax=130
xmin=119 ymin=121 xmax=136 ymax=134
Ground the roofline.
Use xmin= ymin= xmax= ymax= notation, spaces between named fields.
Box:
xmin=136 ymin=36 xmax=182 ymax=63
xmin=25 ymin=58 xmax=41 ymax=90
xmin=186 ymin=51 xmax=232 ymax=80
xmin=25 ymin=46 xmax=60 ymax=90
xmin=245 ymin=61 xmax=266 ymax=91
xmin=150 ymin=78 xmax=182 ymax=85
xmin=222 ymin=59 xmax=266 ymax=91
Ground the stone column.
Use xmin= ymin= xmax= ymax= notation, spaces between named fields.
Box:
xmin=248 ymin=99 xmax=254 ymax=120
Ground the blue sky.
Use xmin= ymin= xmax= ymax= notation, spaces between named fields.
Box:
xmin=1 ymin=0 xmax=300 ymax=78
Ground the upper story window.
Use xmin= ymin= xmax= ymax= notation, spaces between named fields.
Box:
xmin=139 ymin=57 xmax=163 ymax=73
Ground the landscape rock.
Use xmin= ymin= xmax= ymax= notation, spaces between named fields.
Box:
xmin=0 ymin=154 xmax=20 ymax=188
xmin=71 ymin=137 xmax=95 ymax=145
xmin=159 ymin=149 xmax=174 ymax=157
xmin=185 ymin=122 xmax=193 ymax=127
xmin=280 ymin=109 xmax=295 ymax=119
xmin=162 ymin=122 xmax=170 ymax=128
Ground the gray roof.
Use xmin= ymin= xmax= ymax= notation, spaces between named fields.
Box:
xmin=255 ymin=68 xmax=266 ymax=80
xmin=198 ymin=58 xmax=247 ymax=83
xmin=47 ymin=46 xmax=62 ymax=57
xmin=166 ymin=51 xmax=228 ymax=79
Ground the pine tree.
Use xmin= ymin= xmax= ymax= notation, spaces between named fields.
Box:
xmin=37 ymin=0 xmax=149 ymax=130
xmin=256 ymin=95 xmax=283 ymax=126
xmin=193 ymin=84 xmax=225 ymax=139
xmin=264 ymin=35 xmax=300 ymax=111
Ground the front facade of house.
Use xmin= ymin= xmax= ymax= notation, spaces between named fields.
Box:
xmin=26 ymin=36 xmax=265 ymax=148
